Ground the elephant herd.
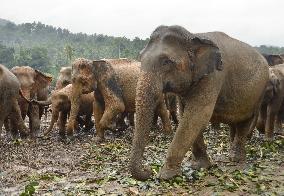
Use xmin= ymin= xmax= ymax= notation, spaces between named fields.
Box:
xmin=1 ymin=25 xmax=284 ymax=181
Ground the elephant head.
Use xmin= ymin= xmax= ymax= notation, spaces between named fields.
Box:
xmin=11 ymin=66 xmax=52 ymax=100
xmin=263 ymin=69 xmax=281 ymax=103
xmin=130 ymin=25 xmax=223 ymax=180
xmin=262 ymin=54 xmax=284 ymax=66
xmin=55 ymin=66 xmax=72 ymax=90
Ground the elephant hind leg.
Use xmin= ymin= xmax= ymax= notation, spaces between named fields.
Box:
xmin=4 ymin=118 xmax=10 ymax=133
xmin=84 ymin=114 xmax=94 ymax=131
xmin=190 ymin=132 xmax=211 ymax=169
xmin=229 ymin=115 xmax=256 ymax=162
xmin=275 ymin=115 xmax=283 ymax=134
xmin=157 ymin=101 xmax=172 ymax=134
xmin=11 ymin=99 xmax=29 ymax=138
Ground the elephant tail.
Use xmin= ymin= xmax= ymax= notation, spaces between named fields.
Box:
xmin=32 ymin=97 xmax=52 ymax=106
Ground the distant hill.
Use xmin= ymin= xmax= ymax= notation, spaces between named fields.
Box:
xmin=0 ymin=18 xmax=13 ymax=26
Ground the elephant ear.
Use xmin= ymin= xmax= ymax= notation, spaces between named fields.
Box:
xmin=92 ymin=60 xmax=124 ymax=100
xmin=270 ymin=72 xmax=281 ymax=95
xmin=34 ymin=69 xmax=53 ymax=90
xmin=189 ymin=36 xmax=223 ymax=83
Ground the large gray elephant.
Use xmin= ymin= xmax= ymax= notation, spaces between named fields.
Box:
xmin=130 ymin=25 xmax=269 ymax=180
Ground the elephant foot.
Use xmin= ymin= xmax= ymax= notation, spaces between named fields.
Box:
xmin=85 ymin=123 xmax=94 ymax=132
xmin=19 ymin=131 xmax=28 ymax=139
xmin=264 ymin=136 xmax=273 ymax=142
xmin=94 ymin=136 xmax=105 ymax=143
xmin=229 ymin=147 xmax=246 ymax=163
xmin=59 ymin=132 xmax=66 ymax=140
xmin=66 ymin=134 xmax=75 ymax=142
xmin=190 ymin=158 xmax=211 ymax=170
xmin=130 ymin=165 xmax=152 ymax=181
xmin=163 ymin=125 xmax=173 ymax=135
xmin=158 ymin=164 xmax=181 ymax=180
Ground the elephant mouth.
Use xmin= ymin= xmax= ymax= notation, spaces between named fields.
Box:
xmin=62 ymin=80 xmax=71 ymax=86
xmin=163 ymin=81 xmax=174 ymax=93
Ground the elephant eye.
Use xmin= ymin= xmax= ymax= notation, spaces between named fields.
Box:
xmin=162 ymin=58 xmax=175 ymax=66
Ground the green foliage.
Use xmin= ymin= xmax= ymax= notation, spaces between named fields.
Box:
xmin=0 ymin=42 xmax=14 ymax=67
xmin=0 ymin=19 xmax=148 ymax=78
xmin=255 ymin=45 xmax=284 ymax=55
xmin=20 ymin=181 xmax=39 ymax=196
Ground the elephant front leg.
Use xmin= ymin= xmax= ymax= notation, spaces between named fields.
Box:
xmin=265 ymin=104 xmax=277 ymax=140
xmin=58 ymin=112 xmax=68 ymax=137
xmin=93 ymin=100 xmax=105 ymax=143
xmin=159 ymin=81 xmax=219 ymax=180
xmin=29 ymin=104 xmax=41 ymax=138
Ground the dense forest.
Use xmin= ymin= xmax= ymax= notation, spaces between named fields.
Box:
xmin=0 ymin=18 xmax=147 ymax=79
xmin=0 ymin=18 xmax=284 ymax=79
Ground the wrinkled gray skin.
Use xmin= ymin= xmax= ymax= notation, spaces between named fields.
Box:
xmin=0 ymin=64 xmax=29 ymax=139
xmin=262 ymin=54 xmax=284 ymax=66
xmin=130 ymin=25 xmax=269 ymax=180
xmin=256 ymin=65 xmax=284 ymax=139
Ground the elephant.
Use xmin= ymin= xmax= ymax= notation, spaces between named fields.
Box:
xmin=262 ymin=54 xmax=284 ymax=66
xmin=11 ymin=66 xmax=52 ymax=137
xmin=66 ymin=58 xmax=172 ymax=142
xmin=32 ymin=84 xmax=94 ymax=137
xmin=130 ymin=25 xmax=269 ymax=180
xmin=256 ymin=64 xmax=284 ymax=139
xmin=55 ymin=66 xmax=72 ymax=90
xmin=0 ymin=64 xmax=30 ymax=138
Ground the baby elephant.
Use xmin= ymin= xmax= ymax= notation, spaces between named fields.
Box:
xmin=256 ymin=64 xmax=284 ymax=140
xmin=33 ymin=84 xmax=94 ymax=137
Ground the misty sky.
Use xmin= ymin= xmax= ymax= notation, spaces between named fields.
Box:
xmin=1 ymin=0 xmax=283 ymax=46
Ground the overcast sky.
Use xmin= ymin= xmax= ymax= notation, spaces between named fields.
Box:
xmin=1 ymin=0 xmax=283 ymax=46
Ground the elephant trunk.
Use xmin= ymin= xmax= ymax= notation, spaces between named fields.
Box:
xmin=19 ymin=89 xmax=31 ymax=103
xmin=66 ymin=83 xmax=82 ymax=135
xmin=32 ymin=97 xmax=52 ymax=106
xmin=130 ymin=72 xmax=161 ymax=180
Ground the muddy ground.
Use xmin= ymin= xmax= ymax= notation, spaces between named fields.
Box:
xmin=0 ymin=114 xmax=283 ymax=195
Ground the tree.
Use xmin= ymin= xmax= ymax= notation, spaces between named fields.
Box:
xmin=0 ymin=43 xmax=15 ymax=67
xmin=64 ymin=44 xmax=74 ymax=63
